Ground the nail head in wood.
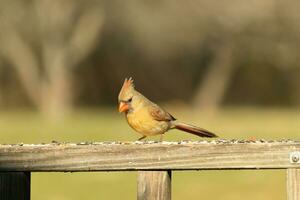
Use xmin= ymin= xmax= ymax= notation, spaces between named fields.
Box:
xmin=290 ymin=152 xmax=300 ymax=164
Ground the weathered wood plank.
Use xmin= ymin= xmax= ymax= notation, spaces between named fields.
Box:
xmin=0 ymin=172 xmax=30 ymax=200
xmin=0 ymin=140 xmax=299 ymax=171
xmin=137 ymin=171 xmax=171 ymax=200
xmin=287 ymin=168 xmax=300 ymax=200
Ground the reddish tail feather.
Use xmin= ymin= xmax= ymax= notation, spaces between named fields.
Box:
xmin=175 ymin=122 xmax=217 ymax=138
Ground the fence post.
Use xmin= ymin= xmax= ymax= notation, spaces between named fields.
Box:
xmin=0 ymin=172 xmax=31 ymax=200
xmin=287 ymin=169 xmax=300 ymax=200
xmin=137 ymin=171 xmax=171 ymax=200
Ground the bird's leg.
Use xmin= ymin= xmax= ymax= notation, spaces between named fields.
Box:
xmin=159 ymin=134 xmax=164 ymax=142
xmin=138 ymin=136 xmax=147 ymax=141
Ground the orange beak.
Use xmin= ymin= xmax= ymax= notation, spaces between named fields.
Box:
xmin=119 ymin=102 xmax=129 ymax=113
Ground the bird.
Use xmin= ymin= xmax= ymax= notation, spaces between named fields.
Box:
xmin=118 ymin=77 xmax=218 ymax=141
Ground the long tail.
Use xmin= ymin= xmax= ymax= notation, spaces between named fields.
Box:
xmin=174 ymin=122 xmax=217 ymax=138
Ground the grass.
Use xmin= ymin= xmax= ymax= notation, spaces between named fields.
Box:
xmin=0 ymin=107 xmax=299 ymax=200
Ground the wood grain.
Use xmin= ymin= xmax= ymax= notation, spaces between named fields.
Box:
xmin=0 ymin=172 xmax=30 ymax=200
xmin=137 ymin=171 xmax=171 ymax=200
xmin=0 ymin=140 xmax=299 ymax=171
xmin=287 ymin=168 xmax=300 ymax=200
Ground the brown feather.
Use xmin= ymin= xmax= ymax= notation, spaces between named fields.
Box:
xmin=174 ymin=122 xmax=217 ymax=138
xmin=149 ymin=104 xmax=176 ymax=122
xmin=118 ymin=77 xmax=135 ymax=101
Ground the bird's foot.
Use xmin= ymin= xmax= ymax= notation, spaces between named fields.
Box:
xmin=159 ymin=134 xmax=164 ymax=142
xmin=137 ymin=136 xmax=147 ymax=141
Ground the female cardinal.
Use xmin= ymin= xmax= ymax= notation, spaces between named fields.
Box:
xmin=118 ymin=78 xmax=217 ymax=141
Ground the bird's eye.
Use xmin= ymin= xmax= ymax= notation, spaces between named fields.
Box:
xmin=128 ymin=97 xmax=133 ymax=102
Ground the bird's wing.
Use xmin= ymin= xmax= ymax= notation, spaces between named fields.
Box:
xmin=149 ymin=104 xmax=176 ymax=122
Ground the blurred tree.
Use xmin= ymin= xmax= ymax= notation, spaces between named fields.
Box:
xmin=193 ymin=42 xmax=235 ymax=113
xmin=0 ymin=0 xmax=300 ymax=112
xmin=0 ymin=0 xmax=104 ymax=118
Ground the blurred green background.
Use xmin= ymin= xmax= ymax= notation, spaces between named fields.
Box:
xmin=0 ymin=0 xmax=299 ymax=199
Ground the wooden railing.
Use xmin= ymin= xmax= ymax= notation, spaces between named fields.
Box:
xmin=0 ymin=140 xmax=299 ymax=200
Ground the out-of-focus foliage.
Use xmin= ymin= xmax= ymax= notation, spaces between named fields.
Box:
xmin=0 ymin=0 xmax=299 ymax=117
xmin=0 ymin=0 xmax=104 ymax=118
